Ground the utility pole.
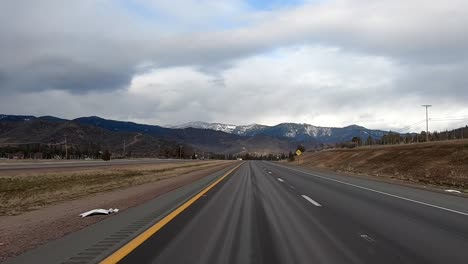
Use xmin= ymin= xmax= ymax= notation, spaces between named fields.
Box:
xmin=65 ymin=136 xmax=68 ymax=160
xmin=123 ymin=140 xmax=126 ymax=158
xmin=422 ymin=105 xmax=432 ymax=142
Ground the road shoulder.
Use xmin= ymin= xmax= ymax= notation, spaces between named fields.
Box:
xmin=0 ymin=162 xmax=234 ymax=263
xmin=281 ymin=162 xmax=468 ymax=198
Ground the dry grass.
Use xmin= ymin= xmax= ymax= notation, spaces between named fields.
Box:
xmin=0 ymin=161 xmax=228 ymax=215
xmin=297 ymin=140 xmax=468 ymax=191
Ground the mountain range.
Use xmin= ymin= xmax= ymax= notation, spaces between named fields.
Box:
xmin=168 ymin=121 xmax=388 ymax=143
xmin=0 ymin=115 xmax=390 ymax=155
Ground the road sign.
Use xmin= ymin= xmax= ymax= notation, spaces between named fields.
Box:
xmin=296 ymin=149 xmax=302 ymax=156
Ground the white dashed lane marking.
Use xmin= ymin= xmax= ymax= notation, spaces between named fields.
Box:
xmin=301 ymin=195 xmax=322 ymax=207
xmin=280 ymin=166 xmax=468 ymax=217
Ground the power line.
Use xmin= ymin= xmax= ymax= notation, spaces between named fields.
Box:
xmin=430 ymin=117 xmax=468 ymax=122
xmin=0 ymin=142 xmax=53 ymax=145
xmin=393 ymin=119 xmax=426 ymax=133
xmin=431 ymin=114 xmax=468 ymax=120
xmin=392 ymin=114 xmax=467 ymax=134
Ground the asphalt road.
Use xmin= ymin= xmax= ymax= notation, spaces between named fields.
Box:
xmin=120 ymin=161 xmax=468 ymax=264
xmin=5 ymin=161 xmax=468 ymax=264
xmin=0 ymin=158 xmax=187 ymax=170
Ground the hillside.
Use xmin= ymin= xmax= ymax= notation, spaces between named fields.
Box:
xmin=295 ymin=140 xmax=468 ymax=190
xmin=0 ymin=119 xmax=183 ymax=158
xmin=0 ymin=115 xmax=309 ymax=157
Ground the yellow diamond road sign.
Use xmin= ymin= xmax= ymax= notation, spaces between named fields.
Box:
xmin=296 ymin=149 xmax=302 ymax=156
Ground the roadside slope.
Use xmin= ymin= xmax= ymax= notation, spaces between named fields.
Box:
xmin=296 ymin=140 xmax=468 ymax=191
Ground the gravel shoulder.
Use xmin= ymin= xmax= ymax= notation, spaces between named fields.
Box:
xmin=0 ymin=161 xmax=233 ymax=262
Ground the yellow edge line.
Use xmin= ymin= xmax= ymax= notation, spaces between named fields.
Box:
xmin=100 ymin=162 xmax=244 ymax=264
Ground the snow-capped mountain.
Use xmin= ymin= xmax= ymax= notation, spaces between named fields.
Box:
xmin=1 ymin=115 xmax=391 ymax=155
xmin=169 ymin=122 xmax=388 ymax=143
xmin=231 ymin=124 xmax=269 ymax=136
xmin=169 ymin=121 xmax=239 ymax=133
xmin=169 ymin=122 xmax=269 ymax=136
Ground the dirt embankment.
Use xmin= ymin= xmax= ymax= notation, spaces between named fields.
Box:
xmin=297 ymin=140 xmax=468 ymax=191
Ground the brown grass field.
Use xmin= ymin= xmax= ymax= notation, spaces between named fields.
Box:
xmin=296 ymin=140 xmax=468 ymax=192
xmin=0 ymin=161 xmax=229 ymax=216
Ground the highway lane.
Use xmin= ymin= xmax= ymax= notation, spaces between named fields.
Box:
xmin=119 ymin=161 xmax=468 ymax=264
xmin=0 ymin=158 xmax=188 ymax=170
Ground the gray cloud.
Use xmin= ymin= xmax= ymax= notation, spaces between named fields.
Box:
xmin=1 ymin=56 xmax=134 ymax=93
xmin=3 ymin=0 xmax=468 ymax=91
xmin=394 ymin=61 xmax=468 ymax=102
xmin=0 ymin=0 xmax=468 ymax=131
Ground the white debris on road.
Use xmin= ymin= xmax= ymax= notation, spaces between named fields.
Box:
xmin=360 ymin=234 xmax=375 ymax=243
xmin=445 ymin=189 xmax=462 ymax=194
xmin=79 ymin=208 xmax=119 ymax=218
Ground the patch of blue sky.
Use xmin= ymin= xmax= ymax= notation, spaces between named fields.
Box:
xmin=248 ymin=0 xmax=308 ymax=10
xmin=114 ymin=0 xmax=249 ymax=32
xmin=115 ymin=0 xmax=157 ymax=21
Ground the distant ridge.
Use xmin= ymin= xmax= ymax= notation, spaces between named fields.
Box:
xmin=169 ymin=121 xmax=388 ymax=143
xmin=0 ymin=115 xmax=308 ymax=154
xmin=0 ymin=115 xmax=390 ymax=154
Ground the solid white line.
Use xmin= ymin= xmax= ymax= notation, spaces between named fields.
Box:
xmin=277 ymin=178 xmax=284 ymax=182
xmin=280 ymin=166 xmax=468 ymax=217
xmin=301 ymin=195 xmax=322 ymax=207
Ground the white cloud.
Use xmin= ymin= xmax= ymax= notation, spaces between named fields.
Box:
xmin=1 ymin=0 xmax=468 ymax=131
xmin=3 ymin=45 xmax=466 ymax=131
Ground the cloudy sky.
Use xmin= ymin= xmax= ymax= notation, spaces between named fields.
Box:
xmin=1 ymin=0 xmax=468 ymax=132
